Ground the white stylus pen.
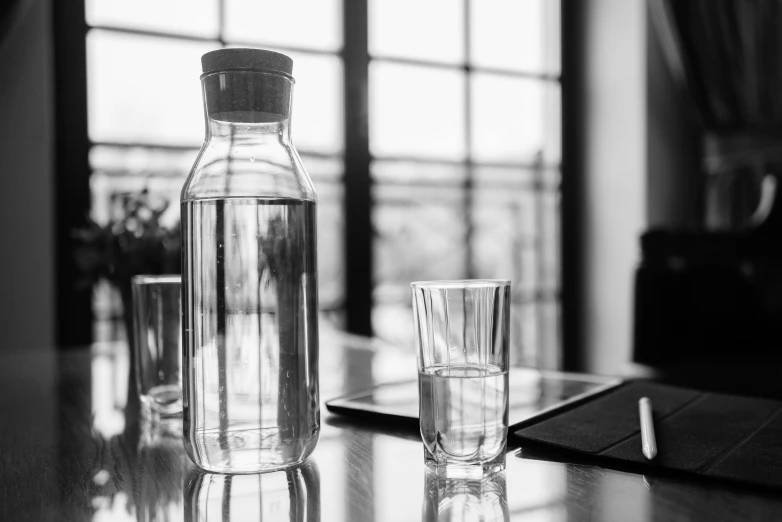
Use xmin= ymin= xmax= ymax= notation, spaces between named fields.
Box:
xmin=639 ymin=397 xmax=657 ymax=460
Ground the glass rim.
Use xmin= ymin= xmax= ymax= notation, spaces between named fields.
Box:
xmin=131 ymin=274 xmax=181 ymax=286
xmin=410 ymin=279 xmax=510 ymax=289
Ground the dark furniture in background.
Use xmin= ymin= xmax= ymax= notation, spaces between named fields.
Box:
xmin=634 ymin=223 xmax=782 ymax=398
xmin=635 ymin=1 xmax=782 ymax=390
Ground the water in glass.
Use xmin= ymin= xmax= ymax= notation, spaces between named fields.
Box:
xmin=419 ymin=364 xmax=509 ymax=466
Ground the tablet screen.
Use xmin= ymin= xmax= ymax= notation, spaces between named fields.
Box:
xmin=326 ymin=368 xmax=622 ymax=431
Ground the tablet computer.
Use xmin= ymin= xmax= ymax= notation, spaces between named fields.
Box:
xmin=326 ymin=368 xmax=622 ymax=432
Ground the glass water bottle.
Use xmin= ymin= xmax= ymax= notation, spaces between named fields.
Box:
xmin=181 ymin=48 xmax=319 ymax=473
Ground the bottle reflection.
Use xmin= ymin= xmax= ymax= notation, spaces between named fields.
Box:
xmin=423 ymin=468 xmax=509 ymax=522
xmin=137 ymin=417 xmax=190 ymax=522
xmin=185 ymin=461 xmax=320 ymax=522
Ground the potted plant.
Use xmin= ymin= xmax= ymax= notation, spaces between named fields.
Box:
xmin=73 ymin=188 xmax=181 ymax=346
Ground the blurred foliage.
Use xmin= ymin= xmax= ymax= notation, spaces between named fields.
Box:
xmin=73 ymin=189 xmax=181 ymax=297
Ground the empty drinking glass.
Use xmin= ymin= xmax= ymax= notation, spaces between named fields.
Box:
xmin=132 ymin=275 xmax=182 ymax=417
xmin=412 ymin=280 xmax=511 ymax=477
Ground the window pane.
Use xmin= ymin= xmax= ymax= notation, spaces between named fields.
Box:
xmin=370 ymin=62 xmax=466 ymax=160
xmin=369 ymin=0 xmax=463 ymax=64
xmin=315 ymin=181 xmax=345 ymax=309
xmin=373 ymin=184 xmax=466 ymax=301
xmin=90 ymin=144 xmax=197 ymax=178
xmin=510 ymin=299 xmax=560 ymax=368
xmin=470 ymin=74 xmax=560 ymax=164
xmin=538 ymin=299 xmax=560 ymax=369
xmin=514 ymin=301 xmax=538 ymax=367
xmin=540 ymin=189 xmax=560 ymax=292
xmin=473 ymin=164 xmax=536 ymax=189
xmin=371 ymin=160 xmax=466 ymax=185
xmin=86 ymin=0 xmax=219 ymax=37
xmin=224 ymin=0 xmax=342 ymax=52
xmin=209 ymin=46 xmax=344 ymax=155
xmin=300 ymin=156 xmax=344 ymax=310
xmin=469 ymin=0 xmax=560 ymax=74
xmin=372 ymin=181 xmax=466 ymax=348
xmin=472 ymin=186 xmax=537 ymax=295
xmin=87 ymin=30 xmax=212 ymax=146
xmin=287 ymin=52 xmax=344 ymax=154
xmin=300 ymin=154 xmax=343 ymax=183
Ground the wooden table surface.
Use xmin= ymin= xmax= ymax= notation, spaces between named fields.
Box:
xmin=2 ymin=328 xmax=782 ymax=522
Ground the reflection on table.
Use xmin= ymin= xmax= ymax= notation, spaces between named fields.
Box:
xmin=423 ymin=468 xmax=509 ymax=522
xmin=2 ymin=323 xmax=782 ymax=521
xmin=185 ymin=461 xmax=320 ymax=522
xmin=137 ymin=419 xmax=190 ymax=522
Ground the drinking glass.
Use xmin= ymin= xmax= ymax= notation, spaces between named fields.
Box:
xmin=132 ymin=275 xmax=183 ymax=417
xmin=412 ymin=279 xmax=510 ymax=477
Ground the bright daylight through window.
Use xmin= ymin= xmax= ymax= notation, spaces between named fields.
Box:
xmin=85 ymin=0 xmax=561 ymax=368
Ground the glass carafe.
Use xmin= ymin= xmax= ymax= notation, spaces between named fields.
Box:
xmin=181 ymin=48 xmax=319 ymax=473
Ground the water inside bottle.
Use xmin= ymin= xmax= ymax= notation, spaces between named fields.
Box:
xmin=182 ymin=197 xmax=319 ymax=473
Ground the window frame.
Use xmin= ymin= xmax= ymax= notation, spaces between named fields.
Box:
xmin=53 ymin=0 xmax=576 ymax=369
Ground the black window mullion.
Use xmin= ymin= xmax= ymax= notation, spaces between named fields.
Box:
xmin=218 ymin=0 xmax=226 ymax=45
xmin=343 ymin=0 xmax=373 ymax=336
xmin=53 ymin=0 xmax=92 ymax=346
xmin=464 ymin=0 xmax=476 ymax=280
xmin=560 ymin=0 xmax=584 ymax=371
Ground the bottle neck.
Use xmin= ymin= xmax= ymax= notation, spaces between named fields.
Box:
xmin=207 ymin=118 xmax=291 ymax=145
xmin=201 ymin=70 xmax=293 ymax=143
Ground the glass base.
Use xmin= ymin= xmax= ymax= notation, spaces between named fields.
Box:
xmin=142 ymin=385 xmax=183 ymax=418
xmin=185 ymin=428 xmax=320 ymax=475
xmin=424 ymin=446 xmax=506 ymax=479
xmin=140 ymin=397 xmax=182 ymax=422
xmin=191 ymin=454 xmax=312 ymax=475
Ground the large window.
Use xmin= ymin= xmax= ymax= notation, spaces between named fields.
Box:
xmin=84 ymin=0 xmax=561 ymax=367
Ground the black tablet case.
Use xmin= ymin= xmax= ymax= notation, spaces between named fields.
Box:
xmin=513 ymin=381 xmax=782 ymax=490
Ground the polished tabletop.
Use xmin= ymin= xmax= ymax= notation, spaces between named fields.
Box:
xmin=2 ymin=326 xmax=782 ymax=522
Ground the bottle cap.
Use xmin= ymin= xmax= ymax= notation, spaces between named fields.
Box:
xmin=201 ymin=48 xmax=293 ymax=77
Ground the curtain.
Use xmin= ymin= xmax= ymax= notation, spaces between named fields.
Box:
xmin=655 ymin=0 xmax=782 ymax=229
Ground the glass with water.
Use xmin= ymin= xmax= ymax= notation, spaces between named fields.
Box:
xmin=412 ymin=280 xmax=510 ymax=476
